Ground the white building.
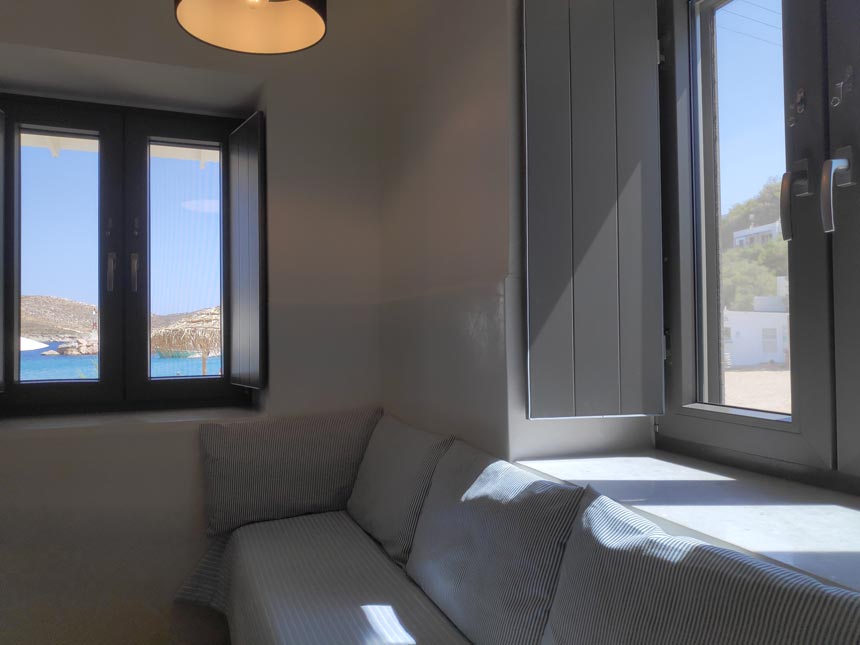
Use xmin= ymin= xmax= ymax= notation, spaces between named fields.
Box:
xmin=733 ymin=220 xmax=782 ymax=247
xmin=723 ymin=308 xmax=790 ymax=368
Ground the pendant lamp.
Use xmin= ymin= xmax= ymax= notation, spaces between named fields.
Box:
xmin=175 ymin=0 xmax=326 ymax=55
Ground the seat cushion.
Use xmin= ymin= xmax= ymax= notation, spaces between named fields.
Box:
xmin=406 ymin=441 xmax=585 ymax=645
xmin=348 ymin=415 xmax=454 ymax=564
xmin=201 ymin=406 xmax=382 ymax=535
xmin=226 ymin=511 xmax=469 ymax=645
xmin=543 ymin=486 xmax=860 ymax=645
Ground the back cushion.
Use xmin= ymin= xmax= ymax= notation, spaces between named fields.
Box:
xmin=407 ymin=440 xmax=585 ymax=645
xmin=347 ymin=415 xmax=453 ymax=564
xmin=202 ymin=407 xmax=382 ymax=535
xmin=543 ymin=486 xmax=860 ymax=645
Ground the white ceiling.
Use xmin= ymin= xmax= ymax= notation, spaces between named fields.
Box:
xmin=0 ymin=42 xmax=263 ymax=116
xmin=0 ymin=0 xmax=387 ymax=116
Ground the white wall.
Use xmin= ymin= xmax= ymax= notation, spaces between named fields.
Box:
xmin=377 ymin=0 xmax=653 ymax=460
xmin=0 ymin=2 xmax=653 ymax=642
xmin=0 ymin=412 xmax=239 ymax=645
xmin=258 ymin=42 xmax=384 ymax=416
xmin=379 ymin=1 xmax=514 ymax=457
xmin=0 ymin=3 xmax=386 ymax=643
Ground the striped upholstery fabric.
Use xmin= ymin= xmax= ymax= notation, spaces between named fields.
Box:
xmin=543 ymin=486 xmax=860 ymax=645
xmin=407 ymin=440 xmax=585 ymax=645
xmin=347 ymin=415 xmax=454 ymax=565
xmin=201 ymin=406 xmax=382 ymax=535
xmin=226 ymin=511 xmax=469 ymax=645
xmin=175 ymin=534 xmax=232 ymax=612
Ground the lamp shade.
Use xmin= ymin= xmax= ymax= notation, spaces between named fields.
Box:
xmin=175 ymin=0 xmax=327 ymax=54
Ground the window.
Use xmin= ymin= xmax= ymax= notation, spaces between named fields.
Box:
xmin=657 ymin=0 xmax=860 ymax=477
xmin=695 ymin=0 xmax=791 ymax=415
xmin=148 ymin=143 xmax=223 ymax=379
xmin=0 ymin=95 xmax=266 ymax=412
xmin=20 ymin=133 xmax=101 ymax=382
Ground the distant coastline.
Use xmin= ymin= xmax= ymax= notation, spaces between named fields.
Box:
xmin=19 ymin=296 xmax=222 ymax=381
xmin=21 ymin=295 xmax=220 ymax=353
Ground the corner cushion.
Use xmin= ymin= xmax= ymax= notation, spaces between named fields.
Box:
xmin=202 ymin=406 xmax=382 ymax=535
xmin=347 ymin=414 xmax=454 ymax=564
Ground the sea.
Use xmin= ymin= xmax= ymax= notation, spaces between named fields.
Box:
xmin=20 ymin=341 xmax=223 ymax=381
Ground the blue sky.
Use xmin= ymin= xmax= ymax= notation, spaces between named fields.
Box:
xmin=714 ymin=0 xmax=785 ymax=214
xmin=21 ymin=146 xmax=222 ymax=315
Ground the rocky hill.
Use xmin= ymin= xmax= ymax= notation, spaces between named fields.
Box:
xmin=20 ymin=296 xmax=212 ymax=343
xmin=21 ymin=296 xmax=98 ymax=342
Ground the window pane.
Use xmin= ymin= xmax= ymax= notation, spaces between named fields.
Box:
xmin=149 ymin=143 xmax=222 ymax=379
xmin=20 ymin=133 xmax=100 ymax=382
xmin=698 ymin=0 xmax=791 ymax=414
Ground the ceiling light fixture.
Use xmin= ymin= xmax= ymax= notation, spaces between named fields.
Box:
xmin=175 ymin=0 xmax=327 ymax=55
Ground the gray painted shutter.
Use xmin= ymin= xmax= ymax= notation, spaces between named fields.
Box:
xmin=229 ymin=112 xmax=267 ymax=390
xmin=524 ymin=0 xmax=663 ymax=418
xmin=524 ymin=0 xmax=575 ymax=418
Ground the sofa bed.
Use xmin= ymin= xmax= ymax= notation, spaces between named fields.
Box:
xmin=177 ymin=407 xmax=860 ymax=644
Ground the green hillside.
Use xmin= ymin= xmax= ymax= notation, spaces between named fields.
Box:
xmin=718 ymin=179 xmax=787 ymax=311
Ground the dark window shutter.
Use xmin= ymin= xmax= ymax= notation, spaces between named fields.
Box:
xmin=229 ymin=112 xmax=267 ymax=390
xmin=0 ymin=109 xmax=5 ymax=395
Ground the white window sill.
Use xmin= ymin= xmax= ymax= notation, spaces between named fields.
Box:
xmin=0 ymin=407 xmax=258 ymax=434
xmin=519 ymin=450 xmax=860 ymax=591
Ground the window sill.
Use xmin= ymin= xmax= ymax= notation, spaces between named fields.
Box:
xmin=673 ymin=402 xmax=793 ymax=432
xmin=683 ymin=402 xmax=791 ymax=424
xmin=0 ymin=406 xmax=259 ymax=434
xmin=519 ymin=450 xmax=860 ymax=591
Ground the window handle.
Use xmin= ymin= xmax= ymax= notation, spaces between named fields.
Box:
xmin=107 ymin=252 xmax=117 ymax=293
xmin=130 ymin=253 xmax=140 ymax=293
xmin=821 ymin=147 xmax=854 ymax=233
xmin=779 ymin=159 xmax=812 ymax=242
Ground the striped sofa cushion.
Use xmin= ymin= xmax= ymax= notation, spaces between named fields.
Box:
xmin=543 ymin=486 xmax=860 ymax=645
xmin=175 ymin=534 xmax=232 ymax=612
xmin=201 ymin=407 xmax=382 ymax=535
xmin=226 ymin=512 xmax=469 ymax=645
xmin=407 ymin=440 xmax=585 ymax=645
xmin=347 ymin=415 xmax=454 ymax=565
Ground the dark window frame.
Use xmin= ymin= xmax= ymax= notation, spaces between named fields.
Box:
xmin=1 ymin=93 xmax=251 ymax=415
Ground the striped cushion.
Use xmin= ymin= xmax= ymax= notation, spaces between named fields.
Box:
xmin=202 ymin=407 xmax=382 ymax=535
xmin=407 ymin=440 xmax=585 ymax=645
xmin=175 ymin=534 xmax=232 ymax=612
xmin=347 ymin=415 xmax=454 ymax=565
xmin=226 ymin=512 xmax=469 ymax=645
xmin=543 ymin=486 xmax=860 ymax=645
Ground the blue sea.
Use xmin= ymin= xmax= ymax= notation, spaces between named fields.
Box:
xmin=20 ymin=341 xmax=223 ymax=381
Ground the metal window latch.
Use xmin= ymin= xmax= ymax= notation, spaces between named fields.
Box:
xmin=130 ymin=253 xmax=140 ymax=293
xmin=821 ymin=146 xmax=855 ymax=234
xmin=779 ymin=159 xmax=812 ymax=242
xmin=107 ymin=252 xmax=117 ymax=293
